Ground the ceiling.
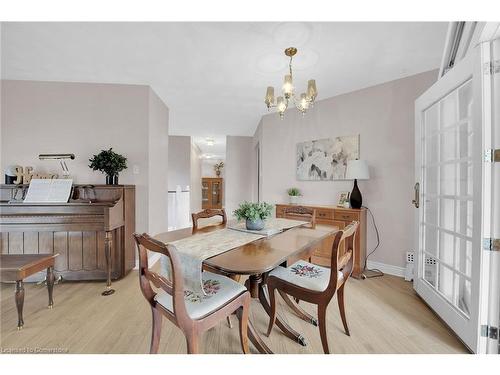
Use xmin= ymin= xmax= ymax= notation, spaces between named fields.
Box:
xmin=1 ymin=22 xmax=448 ymax=137
xmin=192 ymin=135 xmax=226 ymax=159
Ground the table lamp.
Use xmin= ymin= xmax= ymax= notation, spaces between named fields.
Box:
xmin=345 ymin=159 xmax=370 ymax=209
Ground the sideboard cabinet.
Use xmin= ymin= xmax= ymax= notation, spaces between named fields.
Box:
xmin=276 ymin=204 xmax=366 ymax=279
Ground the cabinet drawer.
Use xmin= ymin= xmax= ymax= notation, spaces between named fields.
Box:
xmin=315 ymin=209 xmax=333 ymax=220
xmin=333 ymin=210 xmax=359 ymax=222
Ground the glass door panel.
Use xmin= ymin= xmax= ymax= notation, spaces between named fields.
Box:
xmin=421 ymin=79 xmax=474 ymax=312
xmin=415 ymin=46 xmax=483 ymax=352
xmin=211 ymin=181 xmax=221 ymax=208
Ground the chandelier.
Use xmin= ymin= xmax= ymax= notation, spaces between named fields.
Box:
xmin=264 ymin=47 xmax=318 ymax=119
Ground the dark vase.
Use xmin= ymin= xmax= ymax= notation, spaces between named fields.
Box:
xmin=106 ymin=174 xmax=119 ymax=185
xmin=349 ymin=179 xmax=363 ymax=209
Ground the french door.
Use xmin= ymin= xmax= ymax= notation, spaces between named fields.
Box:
xmin=414 ymin=46 xmax=484 ymax=352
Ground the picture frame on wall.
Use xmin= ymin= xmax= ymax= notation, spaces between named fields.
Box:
xmin=296 ymin=135 xmax=360 ymax=181
xmin=337 ymin=191 xmax=351 ymax=208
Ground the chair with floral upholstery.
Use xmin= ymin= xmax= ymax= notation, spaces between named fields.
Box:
xmin=265 ymin=221 xmax=359 ymax=354
xmin=191 ymin=208 xmax=240 ymax=328
xmin=134 ymin=233 xmax=250 ymax=354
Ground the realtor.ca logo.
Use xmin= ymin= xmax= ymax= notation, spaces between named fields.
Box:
xmin=0 ymin=347 xmax=68 ymax=354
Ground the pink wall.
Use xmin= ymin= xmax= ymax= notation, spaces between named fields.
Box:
xmin=1 ymin=80 xmax=169 ymax=234
xmin=255 ymin=70 xmax=437 ymax=269
xmin=225 ymin=136 xmax=254 ymax=217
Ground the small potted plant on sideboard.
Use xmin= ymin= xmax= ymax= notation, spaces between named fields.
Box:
xmin=88 ymin=148 xmax=128 ymax=185
xmin=233 ymin=201 xmax=273 ymax=231
xmin=287 ymin=187 xmax=301 ymax=204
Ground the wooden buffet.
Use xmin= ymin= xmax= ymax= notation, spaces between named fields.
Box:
xmin=0 ymin=184 xmax=136 ymax=290
xmin=275 ymin=203 xmax=367 ymax=279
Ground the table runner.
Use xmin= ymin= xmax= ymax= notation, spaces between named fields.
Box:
xmin=161 ymin=228 xmax=265 ymax=296
xmin=228 ymin=217 xmax=309 ymax=236
xmin=160 ymin=218 xmax=309 ymax=297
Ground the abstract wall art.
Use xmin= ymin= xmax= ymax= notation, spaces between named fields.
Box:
xmin=296 ymin=135 xmax=359 ymax=180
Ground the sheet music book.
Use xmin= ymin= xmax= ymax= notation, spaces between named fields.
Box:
xmin=24 ymin=179 xmax=73 ymax=203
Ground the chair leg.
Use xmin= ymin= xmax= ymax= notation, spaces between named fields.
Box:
xmin=150 ymin=307 xmax=162 ymax=354
xmin=278 ymin=290 xmax=317 ymax=326
xmin=337 ymin=284 xmax=350 ymax=336
xmin=265 ymin=285 xmax=278 ymax=337
xmin=186 ymin=332 xmax=200 ymax=354
xmin=227 ymin=274 xmax=240 ymax=328
xmin=238 ymin=296 xmax=250 ymax=354
xmin=317 ymin=303 xmax=330 ymax=354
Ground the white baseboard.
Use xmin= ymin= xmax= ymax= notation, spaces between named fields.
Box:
xmin=366 ymin=260 xmax=405 ymax=278
xmin=134 ymin=252 xmax=162 ymax=270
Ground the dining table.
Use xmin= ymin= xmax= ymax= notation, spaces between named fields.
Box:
xmin=154 ymin=221 xmax=339 ymax=354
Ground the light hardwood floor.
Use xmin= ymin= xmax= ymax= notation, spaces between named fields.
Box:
xmin=0 ymin=270 xmax=468 ymax=354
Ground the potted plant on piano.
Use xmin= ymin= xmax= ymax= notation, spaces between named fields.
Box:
xmin=234 ymin=201 xmax=273 ymax=231
xmin=88 ymin=148 xmax=128 ymax=185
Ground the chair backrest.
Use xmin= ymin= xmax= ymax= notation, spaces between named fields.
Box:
xmin=192 ymin=208 xmax=227 ymax=232
xmin=282 ymin=206 xmax=316 ymax=228
xmin=133 ymin=233 xmax=189 ymax=323
xmin=327 ymin=221 xmax=359 ymax=293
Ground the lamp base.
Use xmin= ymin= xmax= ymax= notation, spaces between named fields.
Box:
xmin=350 ymin=179 xmax=362 ymax=209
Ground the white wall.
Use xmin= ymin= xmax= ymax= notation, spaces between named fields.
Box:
xmin=168 ymin=135 xmax=191 ymax=191
xmin=1 ymin=80 xmax=169 ymax=235
xmin=225 ymin=136 xmax=254 ymax=218
xmin=190 ymin=142 xmax=202 ymax=213
xmin=255 ymin=70 xmax=437 ymax=269
xmin=201 ymin=159 xmax=225 ymax=178
xmin=148 ymin=88 xmax=169 ymax=235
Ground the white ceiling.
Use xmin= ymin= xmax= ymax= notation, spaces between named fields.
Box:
xmin=1 ymin=22 xmax=448 ymax=137
xmin=192 ymin=135 xmax=226 ymax=159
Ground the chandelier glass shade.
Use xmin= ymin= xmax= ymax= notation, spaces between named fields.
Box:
xmin=264 ymin=47 xmax=317 ymax=119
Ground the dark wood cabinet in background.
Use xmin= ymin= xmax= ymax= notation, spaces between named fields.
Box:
xmin=201 ymin=178 xmax=223 ymax=209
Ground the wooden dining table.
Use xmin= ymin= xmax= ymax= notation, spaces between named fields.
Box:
xmin=155 ymin=221 xmax=338 ymax=354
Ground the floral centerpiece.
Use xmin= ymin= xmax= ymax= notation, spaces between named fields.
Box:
xmin=233 ymin=201 xmax=273 ymax=231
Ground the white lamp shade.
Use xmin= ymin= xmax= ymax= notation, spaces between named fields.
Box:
xmin=345 ymin=160 xmax=370 ymax=180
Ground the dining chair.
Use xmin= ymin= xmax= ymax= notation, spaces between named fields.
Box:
xmin=192 ymin=208 xmax=240 ymax=328
xmin=282 ymin=205 xmax=316 ymax=286
xmin=134 ymin=233 xmax=251 ymax=354
xmin=191 ymin=208 xmax=227 ymax=232
xmin=282 ymin=206 xmax=316 ymax=229
xmin=265 ymin=221 xmax=359 ymax=354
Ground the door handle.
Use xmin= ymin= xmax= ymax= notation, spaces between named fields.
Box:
xmin=412 ymin=182 xmax=420 ymax=208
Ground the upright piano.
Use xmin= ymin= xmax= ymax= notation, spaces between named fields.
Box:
xmin=0 ymin=184 xmax=135 ymax=294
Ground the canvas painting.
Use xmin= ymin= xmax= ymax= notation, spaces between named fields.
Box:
xmin=296 ymin=135 xmax=359 ymax=180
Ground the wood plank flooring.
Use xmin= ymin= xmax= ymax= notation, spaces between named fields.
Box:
xmin=0 ymin=271 xmax=468 ymax=354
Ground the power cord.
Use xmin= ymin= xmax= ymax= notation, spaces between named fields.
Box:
xmin=361 ymin=205 xmax=384 ymax=279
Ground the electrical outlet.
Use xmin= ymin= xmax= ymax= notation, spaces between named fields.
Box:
xmin=133 ymin=165 xmax=140 ymax=175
